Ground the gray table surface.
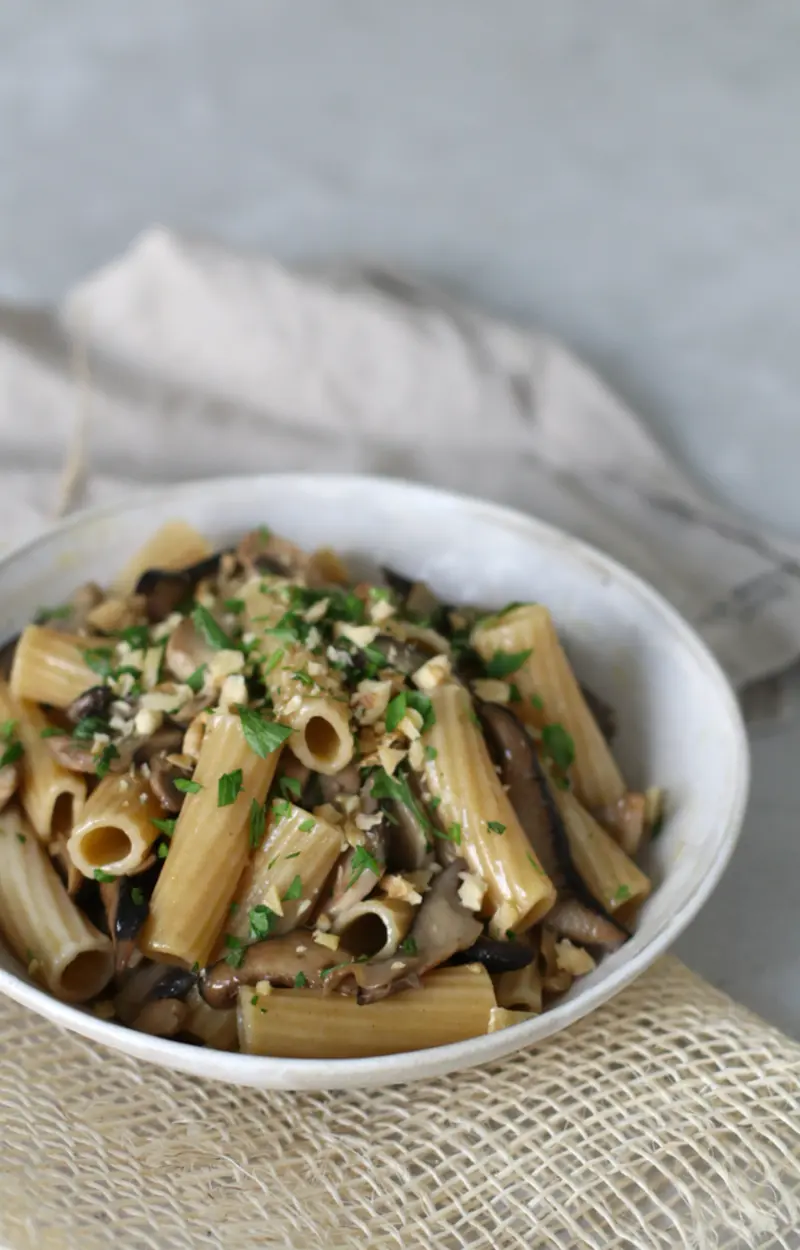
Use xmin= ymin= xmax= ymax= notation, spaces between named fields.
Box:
xmin=2 ymin=1 xmax=799 ymax=1037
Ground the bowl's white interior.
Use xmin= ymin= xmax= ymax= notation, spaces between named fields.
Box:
xmin=0 ymin=475 xmax=748 ymax=1089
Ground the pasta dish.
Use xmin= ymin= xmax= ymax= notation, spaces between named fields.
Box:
xmin=0 ymin=521 xmax=661 ymax=1057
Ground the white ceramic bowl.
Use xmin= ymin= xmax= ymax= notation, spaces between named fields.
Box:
xmin=0 ymin=475 xmax=749 ymax=1089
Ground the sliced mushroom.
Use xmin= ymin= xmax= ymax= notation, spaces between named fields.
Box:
xmin=66 ymin=685 xmax=113 ymax=724
xmin=236 ymin=528 xmax=310 ymax=579
xmin=133 ymin=723 xmax=186 ymax=763
xmin=318 ymin=762 xmax=361 ymax=805
xmin=479 ymin=702 xmax=577 ymax=894
xmin=449 ymin=935 xmax=535 ymax=974
xmin=135 ymin=553 xmax=225 ymax=622
xmin=326 ymin=823 xmax=388 ymax=919
xmin=324 ymin=859 xmax=483 ymax=1004
xmin=164 ymin=617 xmax=215 ymax=683
xmin=132 ymin=998 xmax=187 ymax=1037
xmin=114 ymin=959 xmax=196 ymax=1024
xmin=147 ymin=754 xmax=193 ymax=812
xmin=200 ymin=934 xmax=338 ymax=1009
xmin=545 ymin=899 xmax=626 ymax=950
xmin=102 ymin=859 xmax=160 ymax=972
xmin=44 ymin=733 xmax=136 ymax=774
xmin=368 ymin=633 xmax=435 ymax=677
xmin=49 ymin=835 xmax=83 ymax=896
xmin=0 ymin=763 xmax=19 ymax=813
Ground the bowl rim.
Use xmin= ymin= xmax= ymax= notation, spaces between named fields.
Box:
xmin=0 ymin=472 xmax=750 ymax=1088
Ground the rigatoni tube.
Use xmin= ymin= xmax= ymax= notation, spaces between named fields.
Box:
xmin=9 ymin=626 xmax=98 ymax=709
xmin=141 ymin=711 xmax=282 ymax=967
xmin=242 ymin=581 xmax=354 ymax=775
xmin=413 ymin=683 xmax=555 ymax=936
xmin=552 ymin=782 xmax=651 ymax=921
xmin=0 ymin=678 xmax=86 ymax=842
xmin=471 ymin=605 xmax=626 ymax=810
xmin=227 ymin=802 xmax=345 ymax=940
xmin=0 ymin=808 xmax=113 ymax=1002
xmin=67 ymin=771 xmax=164 ymax=877
xmin=237 ymin=964 xmax=496 ymax=1058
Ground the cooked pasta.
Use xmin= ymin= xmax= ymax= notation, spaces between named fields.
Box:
xmin=0 ymin=808 xmax=113 ymax=1002
xmin=0 ymin=522 xmax=661 ymax=1056
xmin=0 ymin=678 xmax=86 ymax=841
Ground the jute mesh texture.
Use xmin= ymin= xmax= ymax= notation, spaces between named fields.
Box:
xmin=1 ymin=956 xmax=798 ymax=1250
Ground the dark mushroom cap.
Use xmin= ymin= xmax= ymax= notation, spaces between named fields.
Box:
xmin=449 ymin=935 xmax=535 ymax=973
xmin=147 ymin=754 xmax=193 ymax=812
xmin=135 ymin=552 xmax=226 ymax=622
xmin=66 ymin=685 xmax=114 ymax=724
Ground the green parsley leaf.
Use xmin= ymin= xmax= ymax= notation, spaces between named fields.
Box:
xmin=284 ymin=851 xmax=300 ymax=860
xmin=384 ymin=691 xmax=407 ymax=733
xmin=613 ymin=884 xmax=632 ymax=903
xmin=294 ymin=971 xmax=309 ymax=988
xmin=505 ymin=929 xmax=517 ymax=942
xmin=191 ymin=604 xmax=233 ymax=651
xmin=398 ymin=936 xmax=418 ymax=955
xmin=250 ymin=993 xmax=259 ymax=1006
xmin=157 ymin=843 xmax=169 ymax=859
xmin=249 ymin=905 xmax=278 ymax=940
xmin=83 ymin=647 xmax=115 ymax=679
xmin=247 ymin=799 xmax=265 ymax=850
xmin=369 ymin=766 xmax=432 ymax=832
xmin=34 ymin=604 xmax=72 ymax=624
xmin=526 ymin=852 xmax=544 ymax=876
xmin=95 ymin=743 xmax=119 ymax=779
xmin=429 ymin=795 xmax=442 ymax=810
xmin=130 ymin=886 xmax=145 ymax=906
xmin=258 ymin=525 xmax=272 ymax=542
xmin=152 ymin=817 xmax=177 ymax=837
xmin=298 ymin=817 xmax=315 ymax=833
xmin=0 ymin=740 xmax=23 ymax=769
xmin=15 ymin=833 xmax=25 ymax=845
xmin=185 ymin=664 xmax=207 ymax=694
xmin=272 ymin=798 xmax=292 ymax=820
xmin=117 ymin=624 xmax=151 ymax=649
xmin=223 ymin=934 xmax=246 ymax=967
xmin=508 ymin=683 xmax=521 ymax=703
xmin=223 ymin=598 xmax=245 ymax=614
xmin=278 ymin=775 xmax=302 ymax=800
xmin=487 ymin=821 xmax=506 ymax=835
xmin=283 ymin=874 xmax=303 ymax=901
xmin=72 ymin=715 xmax=110 ymax=742
xmin=93 ymin=869 xmax=116 ymax=883
xmin=263 ymin=648 xmax=285 ymax=675
xmin=436 ymin=822 xmax=461 ymax=845
xmin=239 ymin=708 xmax=293 ymax=758
xmin=292 ymin=670 xmax=313 ymax=687
xmin=174 ymin=777 xmax=202 ymax=794
xmin=369 ymin=586 xmax=391 ymax=602
xmin=217 ymin=768 xmax=244 ymax=807
xmin=541 ymin=723 xmax=575 ymax=773
xmin=485 ymin=648 xmax=532 ymax=679
xmin=425 ymin=745 xmax=438 ymax=761
xmin=530 ymin=694 xmax=544 ymax=711
xmin=347 ymin=845 xmax=379 ymax=889
xmin=0 ymin=719 xmax=17 ymax=740
xmin=191 ymin=962 xmax=200 ymax=974
xmin=39 ymin=726 xmax=64 ymax=739
xmin=229 ymin=901 xmax=239 ymax=914
xmin=406 ymin=690 xmax=436 ymax=733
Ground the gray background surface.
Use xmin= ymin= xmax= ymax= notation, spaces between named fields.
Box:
xmin=2 ymin=1 xmax=799 ymax=1034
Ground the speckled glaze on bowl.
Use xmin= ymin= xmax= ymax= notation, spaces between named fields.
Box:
xmin=0 ymin=475 xmax=749 ymax=1089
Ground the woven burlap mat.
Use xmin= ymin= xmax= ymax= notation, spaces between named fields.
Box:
xmin=1 ymin=957 xmax=798 ymax=1250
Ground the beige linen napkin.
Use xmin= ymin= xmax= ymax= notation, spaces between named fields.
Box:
xmin=1 ymin=230 xmax=799 ymax=1248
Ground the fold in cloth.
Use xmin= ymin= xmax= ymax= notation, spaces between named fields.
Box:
xmin=0 ymin=226 xmax=798 ymax=706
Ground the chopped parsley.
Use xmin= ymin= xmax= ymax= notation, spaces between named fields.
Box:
xmin=505 ymin=929 xmax=517 ymax=942
xmin=249 ymin=905 xmax=278 ymax=940
xmin=15 ymin=833 xmax=26 ymax=845
xmin=398 ymin=936 xmax=418 ymax=955
xmin=174 ymin=777 xmax=202 ymax=794
xmin=526 ymin=852 xmax=544 ymax=876
xmin=487 ymin=821 xmax=506 ymax=835
xmin=130 ymin=886 xmax=145 ymax=906
xmin=185 ymin=664 xmax=207 ymax=694
xmin=278 ymin=775 xmax=302 ymax=800
xmin=485 ymin=648 xmax=532 ymax=679
xmin=292 ymin=670 xmax=313 ymax=687
xmin=425 ymin=745 xmax=438 ymax=761
xmin=369 ymin=766 xmax=432 ymax=832
xmin=119 ymin=624 xmax=152 ymax=649
xmin=223 ymin=934 xmax=246 ymax=967
xmin=239 ymin=707 xmax=293 ymax=758
xmin=249 ymin=799 xmax=266 ymax=849
xmin=0 ymin=740 xmax=23 ymax=770
xmin=93 ymin=869 xmax=116 ymax=883
xmin=191 ymin=604 xmax=234 ymax=651
xmin=406 ymin=690 xmax=436 ymax=733
xmin=347 ymin=844 xmax=379 ymax=889
xmin=541 ymin=723 xmax=575 ymax=773
xmin=34 ymin=604 xmax=72 ymax=624
xmin=530 ymin=694 xmax=544 ymax=711
xmin=262 ymin=648 xmax=285 ymax=675
xmin=250 ymin=993 xmax=259 ymax=1006
xmin=229 ymin=901 xmax=239 ymax=914
xmin=152 ymin=817 xmax=177 ymax=837
xmin=384 ymin=691 xmax=407 ymax=733
xmin=508 ymin=683 xmax=521 ymax=703
xmin=258 ymin=525 xmax=272 ymax=542
xmin=283 ymin=874 xmax=303 ymax=901
xmin=284 ymin=851 xmax=300 ymax=860
xmin=298 ymin=817 xmax=316 ymax=833
xmin=157 ymin=843 xmax=169 ymax=859
xmin=436 ymin=822 xmax=461 ymax=846
xmin=0 ymin=719 xmax=17 ymax=740
xmin=294 ymin=971 xmax=309 ymax=988
xmin=223 ymin=598 xmax=245 ymax=614
xmin=217 ymin=768 xmax=244 ymax=807
xmin=429 ymin=795 xmax=442 ymax=810
xmin=272 ymin=798 xmax=292 ymax=820
xmin=82 ymin=647 xmax=115 ymax=679
xmin=613 ymin=884 xmax=632 ymax=903
xmin=72 ymin=715 xmax=110 ymax=742
xmin=95 ymin=743 xmax=119 ymax=779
